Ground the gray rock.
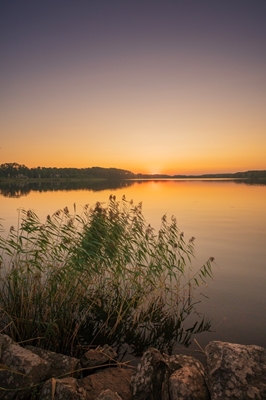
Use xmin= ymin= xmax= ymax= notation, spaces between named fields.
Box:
xmin=131 ymin=348 xmax=208 ymax=400
xmin=2 ymin=334 xmax=266 ymax=400
xmin=166 ymin=353 xmax=210 ymax=399
xmin=169 ymin=366 xmax=210 ymax=400
xmin=39 ymin=377 xmax=87 ymax=400
xmin=79 ymin=367 xmax=133 ymax=400
xmin=165 ymin=353 xmax=206 ymax=375
xmin=26 ymin=345 xmax=81 ymax=379
xmin=131 ymin=348 xmax=168 ymax=400
xmin=95 ymin=388 xmax=123 ymax=400
xmin=0 ymin=334 xmax=49 ymax=400
xmin=81 ymin=344 xmax=118 ymax=371
xmin=205 ymin=341 xmax=266 ymax=399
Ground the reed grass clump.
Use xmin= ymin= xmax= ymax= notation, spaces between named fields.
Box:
xmin=0 ymin=196 xmax=214 ymax=357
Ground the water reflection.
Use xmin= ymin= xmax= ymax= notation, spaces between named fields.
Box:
xmin=0 ymin=178 xmax=265 ymax=199
xmin=0 ymin=180 xmax=134 ymax=198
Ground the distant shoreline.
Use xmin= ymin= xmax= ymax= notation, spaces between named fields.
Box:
xmin=128 ymin=177 xmax=247 ymax=181
xmin=1 ymin=176 xmax=266 ymax=183
xmin=0 ymin=176 xmax=253 ymax=183
xmin=0 ymin=163 xmax=265 ymax=183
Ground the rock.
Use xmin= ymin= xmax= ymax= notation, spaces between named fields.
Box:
xmin=131 ymin=347 xmax=168 ymax=400
xmin=79 ymin=367 xmax=133 ymax=400
xmin=205 ymin=341 xmax=266 ymax=399
xmin=165 ymin=353 xmax=206 ymax=375
xmin=131 ymin=348 xmax=208 ymax=400
xmin=39 ymin=377 xmax=87 ymax=400
xmin=0 ymin=334 xmax=49 ymax=400
xmin=166 ymin=353 xmax=210 ymax=400
xmin=81 ymin=345 xmax=118 ymax=371
xmin=26 ymin=345 xmax=81 ymax=379
xmin=2 ymin=333 xmax=266 ymax=400
xmin=169 ymin=366 xmax=210 ymax=400
xmin=95 ymin=388 xmax=123 ymax=400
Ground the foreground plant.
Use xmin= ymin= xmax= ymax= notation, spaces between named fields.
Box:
xmin=0 ymin=196 xmax=214 ymax=357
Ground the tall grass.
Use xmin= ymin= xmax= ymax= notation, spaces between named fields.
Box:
xmin=0 ymin=196 xmax=214 ymax=357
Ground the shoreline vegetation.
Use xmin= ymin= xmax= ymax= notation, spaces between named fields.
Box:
xmin=0 ymin=162 xmax=266 ymax=183
xmin=0 ymin=196 xmax=214 ymax=358
xmin=1 ymin=163 xmax=265 ymax=199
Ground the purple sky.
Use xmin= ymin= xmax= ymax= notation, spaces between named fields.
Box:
xmin=1 ymin=1 xmax=266 ymax=174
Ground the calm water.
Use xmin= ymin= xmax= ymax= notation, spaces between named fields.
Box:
xmin=1 ymin=179 xmax=266 ymax=353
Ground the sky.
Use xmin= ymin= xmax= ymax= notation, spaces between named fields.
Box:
xmin=1 ymin=0 xmax=266 ymax=175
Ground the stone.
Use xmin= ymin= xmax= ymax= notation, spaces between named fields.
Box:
xmin=205 ymin=340 xmax=266 ymax=399
xmin=95 ymin=388 xmax=123 ymax=400
xmin=131 ymin=347 xmax=168 ymax=400
xmin=2 ymin=333 xmax=266 ymax=400
xmin=0 ymin=334 xmax=49 ymax=400
xmin=169 ymin=366 xmax=210 ymax=400
xmin=26 ymin=345 xmax=81 ymax=379
xmin=165 ymin=353 xmax=206 ymax=375
xmin=79 ymin=367 xmax=133 ymax=400
xmin=81 ymin=345 xmax=118 ymax=371
xmin=39 ymin=377 xmax=87 ymax=400
xmin=131 ymin=348 xmax=208 ymax=400
xmin=166 ymin=353 xmax=210 ymax=399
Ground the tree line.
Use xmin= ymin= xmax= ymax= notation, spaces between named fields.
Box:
xmin=0 ymin=163 xmax=134 ymax=180
xmin=0 ymin=162 xmax=265 ymax=181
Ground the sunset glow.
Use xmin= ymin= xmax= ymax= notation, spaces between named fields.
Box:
xmin=1 ymin=1 xmax=265 ymax=174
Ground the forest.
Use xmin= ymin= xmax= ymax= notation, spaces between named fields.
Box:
xmin=0 ymin=163 xmax=134 ymax=180
xmin=0 ymin=162 xmax=265 ymax=181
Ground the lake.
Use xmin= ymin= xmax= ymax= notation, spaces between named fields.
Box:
xmin=0 ymin=179 xmax=266 ymax=355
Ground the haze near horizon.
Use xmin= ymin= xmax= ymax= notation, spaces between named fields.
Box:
xmin=1 ymin=1 xmax=265 ymax=175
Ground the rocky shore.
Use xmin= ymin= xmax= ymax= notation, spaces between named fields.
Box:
xmin=0 ymin=333 xmax=265 ymax=399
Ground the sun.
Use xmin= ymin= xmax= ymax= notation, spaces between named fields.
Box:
xmin=147 ymin=166 xmax=162 ymax=175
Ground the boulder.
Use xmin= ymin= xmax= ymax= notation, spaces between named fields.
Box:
xmin=26 ymin=345 xmax=81 ymax=379
xmin=2 ymin=333 xmax=266 ymax=400
xmin=130 ymin=348 xmax=208 ymax=400
xmin=130 ymin=347 xmax=167 ymax=400
xmin=0 ymin=334 xmax=49 ymax=400
xmin=39 ymin=377 xmax=87 ymax=400
xmin=79 ymin=367 xmax=133 ymax=400
xmin=81 ymin=345 xmax=118 ymax=372
xmin=166 ymin=353 xmax=210 ymax=399
xmin=95 ymin=389 xmax=123 ymax=400
xmin=205 ymin=341 xmax=266 ymax=399
xmin=169 ymin=366 xmax=210 ymax=400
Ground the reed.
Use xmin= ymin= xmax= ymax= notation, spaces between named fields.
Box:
xmin=0 ymin=196 xmax=214 ymax=357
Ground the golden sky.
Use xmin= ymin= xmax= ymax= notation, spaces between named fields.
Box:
xmin=1 ymin=1 xmax=265 ymax=175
